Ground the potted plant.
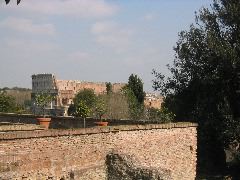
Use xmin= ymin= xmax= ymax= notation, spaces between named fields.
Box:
xmin=94 ymin=97 xmax=108 ymax=126
xmin=34 ymin=92 xmax=54 ymax=129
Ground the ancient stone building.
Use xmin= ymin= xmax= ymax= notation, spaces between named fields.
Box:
xmin=144 ymin=93 xmax=163 ymax=109
xmin=31 ymin=74 xmax=163 ymax=116
xmin=31 ymin=74 xmax=126 ymax=115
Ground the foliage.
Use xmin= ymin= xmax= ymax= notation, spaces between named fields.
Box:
xmin=106 ymin=82 xmax=113 ymax=95
xmin=67 ymin=103 xmax=76 ymax=116
xmin=120 ymin=74 xmax=146 ymax=120
xmin=73 ymin=89 xmax=96 ymax=109
xmin=146 ymin=107 xmax=174 ymax=122
xmin=23 ymin=99 xmax=32 ymax=110
xmin=127 ymin=74 xmax=145 ymax=104
xmin=69 ymin=89 xmax=97 ymax=118
xmin=0 ymin=87 xmax=31 ymax=108
xmin=152 ymin=0 xmax=240 ymax=173
xmin=5 ymin=0 xmax=21 ymax=5
xmin=100 ymin=92 xmax=130 ymax=119
xmin=34 ymin=92 xmax=54 ymax=117
xmin=122 ymin=86 xmax=144 ymax=120
xmin=94 ymin=96 xmax=107 ymax=121
xmin=5 ymin=89 xmax=31 ymax=106
xmin=147 ymin=107 xmax=175 ymax=123
xmin=74 ymin=101 xmax=91 ymax=119
xmin=0 ymin=91 xmax=16 ymax=113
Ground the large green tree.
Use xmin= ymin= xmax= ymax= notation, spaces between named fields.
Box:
xmin=122 ymin=86 xmax=144 ymax=120
xmin=127 ymin=74 xmax=145 ymax=104
xmin=73 ymin=89 xmax=96 ymax=109
xmin=122 ymin=74 xmax=145 ymax=120
xmin=153 ymin=0 xmax=240 ymax=175
xmin=68 ymin=89 xmax=97 ymax=117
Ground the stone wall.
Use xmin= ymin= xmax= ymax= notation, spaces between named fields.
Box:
xmin=56 ymin=80 xmax=125 ymax=95
xmin=0 ymin=123 xmax=197 ymax=179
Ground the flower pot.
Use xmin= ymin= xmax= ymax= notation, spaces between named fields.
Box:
xmin=94 ymin=121 xmax=108 ymax=126
xmin=36 ymin=117 xmax=51 ymax=129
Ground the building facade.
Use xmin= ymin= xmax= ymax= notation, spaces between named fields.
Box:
xmin=144 ymin=93 xmax=163 ymax=109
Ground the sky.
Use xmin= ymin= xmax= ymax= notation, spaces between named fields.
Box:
xmin=0 ymin=0 xmax=212 ymax=92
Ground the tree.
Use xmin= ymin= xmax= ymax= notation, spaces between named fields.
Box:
xmin=74 ymin=101 xmax=91 ymax=128
xmin=122 ymin=74 xmax=145 ymax=120
xmin=152 ymin=0 xmax=240 ymax=175
xmin=94 ymin=96 xmax=107 ymax=121
xmin=67 ymin=103 xmax=76 ymax=116
xmin=146 ymin=107 xmax=175 ymax=123
xmin=106 ymin=82 xmax=113 ymax=95
xmin=99 ymin=92 xmax=130 ymax=119
xmin=75 ymin=101 xmax=91 ymax=118
xmin=73 ymin=89 xmax=96 ymax=110
xmin=69 ymin=88 xmax=97 ymax=118
xmin=122 ymin=86 xmax=144 ymax=120
xmin=0 ymin=91 xmax=16 ymax=113
xmin=71 ymin=89 xmax=97 ymax=127
xmin=127 ymin=74 xmax=145 ymax=104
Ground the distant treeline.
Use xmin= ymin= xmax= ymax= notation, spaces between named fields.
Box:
xmin=0 ymin=87 xmax=31 ymax=91
xmin=0 ymin=87 xmax=32 ymax=111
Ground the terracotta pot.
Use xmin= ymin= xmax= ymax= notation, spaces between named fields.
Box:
xmin=94 ymin=121 xmax=108 ymax=126
xmin=37 ymin=117 xmax=51 ymax=129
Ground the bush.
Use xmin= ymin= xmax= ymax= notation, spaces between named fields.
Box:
xmin=146 ymin=107 xmax=175 ymax=123
xmin=98 ymin=93 xmax=130 ymax=119
xmin=0 ymin=91 xmax=16 ymax=113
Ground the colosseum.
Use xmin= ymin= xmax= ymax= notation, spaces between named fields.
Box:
xmin=31 ymin=74 xmax=126 ymax=115
xmin=31 ymin=73 xmax=162 ymax=116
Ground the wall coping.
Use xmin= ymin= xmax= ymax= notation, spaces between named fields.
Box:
xmin=0 ymin=113 xmax=194 ymax=124
xmin=0 ymin=122 xmax=197 ymax=141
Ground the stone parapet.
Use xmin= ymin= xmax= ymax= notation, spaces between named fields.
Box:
xmin=0 ymin=122 xmax=197 ymax=140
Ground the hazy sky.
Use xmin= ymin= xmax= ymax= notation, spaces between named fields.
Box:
xmin=0 ymin=0 xmax=211 ymax=92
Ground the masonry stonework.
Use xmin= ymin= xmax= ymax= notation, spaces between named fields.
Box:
xmin=0 ymin=123 xmax=197 ymax=179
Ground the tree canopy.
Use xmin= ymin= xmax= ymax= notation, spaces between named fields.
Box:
xmin=73 ymin=89 xmax=96 ymax=109
xmin=121 ymin=74 xmax=146 ymax=120
xmin=153 ymin=0 xmax=240 ymax=175
xmin=106 ymin=82 xmax=113 ymax=95
xmin=127 ymin=74 xmax=145 ymax=104
xmin=68 ymin=89 xmax=97 ymax=118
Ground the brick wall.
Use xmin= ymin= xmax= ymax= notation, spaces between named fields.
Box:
xmin=0 ymin=123 xmax=197 ymax=179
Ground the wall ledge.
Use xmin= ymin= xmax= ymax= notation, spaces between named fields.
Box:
xmin=0 ymin=122 xmax=197 ymax=140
